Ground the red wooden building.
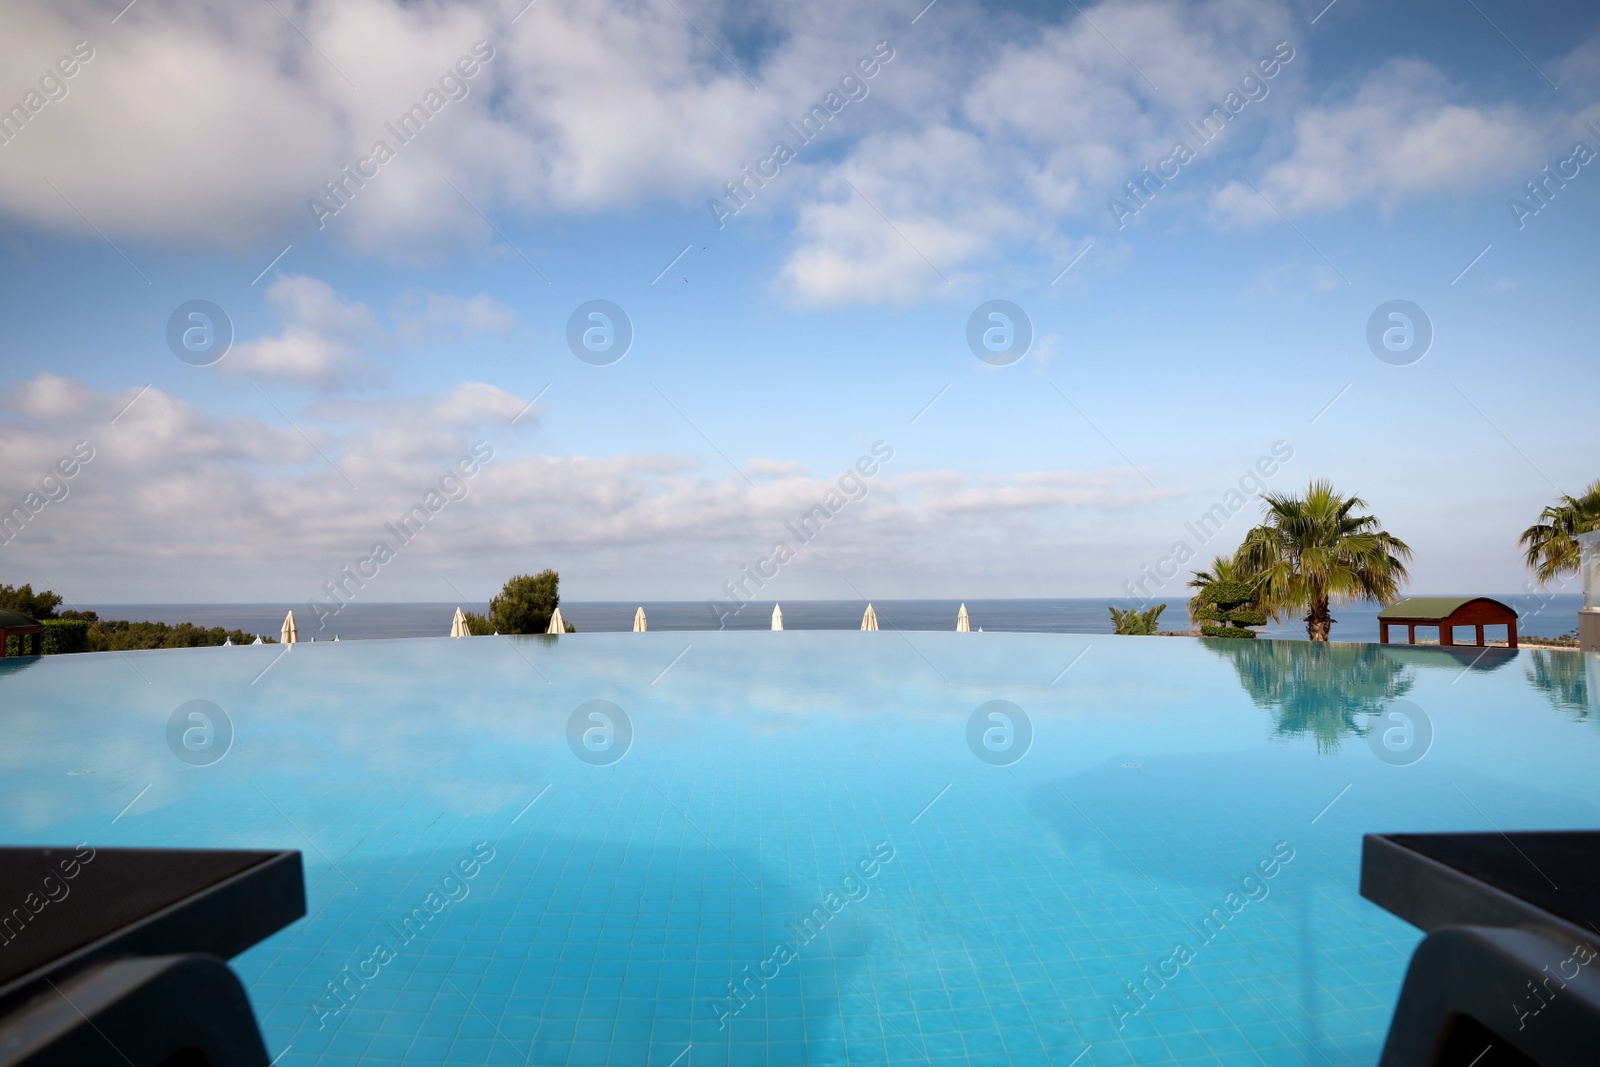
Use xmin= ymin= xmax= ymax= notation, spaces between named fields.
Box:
xmin=1377 ymin=596 xmax=1518 ymax=649
xmin=0 ymin=608 xmax=44 ymax=657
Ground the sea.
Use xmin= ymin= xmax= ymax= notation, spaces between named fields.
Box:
xmin=82 ymin=595 xmax=1585 ymax=643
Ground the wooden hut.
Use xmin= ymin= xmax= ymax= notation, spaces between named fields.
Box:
xmin=0 ymin=609 xmax=44 ymax=657
xmin=1377 ymin=597 xmax=1517 ymax=649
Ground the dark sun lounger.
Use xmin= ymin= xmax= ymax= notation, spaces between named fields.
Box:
xmin=0 ymin=846 xmax=304 ymax=1067
xmin=1361 ymin=831 xmax=1600 ymax=1066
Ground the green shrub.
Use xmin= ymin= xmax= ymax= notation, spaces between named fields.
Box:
xmin=42 ymin=619 xmax=89 ymax=654
xmin=1205 ymin=581 xmax=1253 ymax=609
xmin=1202 ymin=624 xmax=1256 ymax=639
xmin=1190 ymin=575 xmax=1266 ymax=638
xmin=1109 ymin=603 xmax=1166 ymax=635
xmin=85 ymin=620 xmax=261 ymax=651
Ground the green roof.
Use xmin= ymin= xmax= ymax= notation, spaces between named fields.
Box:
xmin=1377 ymin=596 xmax=1505 ymax=620
xmin=0 ymin=608 xmax=42 ymax=628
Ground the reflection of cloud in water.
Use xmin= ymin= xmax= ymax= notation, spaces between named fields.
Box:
xmin=0 ymin=633 xmax=1109 ymax=834
xmin=1 ymin=634 xmax=1587 ymax=837
xmin=5 ymin=632 xmax=1598 ymax=1065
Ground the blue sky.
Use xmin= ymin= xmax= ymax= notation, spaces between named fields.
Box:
xmin=1 ymin=0 xmax=1597 ymax=605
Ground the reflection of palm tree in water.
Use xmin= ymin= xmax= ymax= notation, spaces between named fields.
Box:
xmin=1524 ymin=650 xmax=1588 ymax=720
xmin=1209 ymin=640 xmax=1415 ymax=752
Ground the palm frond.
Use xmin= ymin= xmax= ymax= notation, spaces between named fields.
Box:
xmin=1233 ymin=480 xmax=1410 ymax=640
xmin=1519 ymin=479 xmax=1600 ymax=584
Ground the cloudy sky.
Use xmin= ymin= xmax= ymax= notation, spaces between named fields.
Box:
xmin=1 ymin=0 xmax=1596 ymax=606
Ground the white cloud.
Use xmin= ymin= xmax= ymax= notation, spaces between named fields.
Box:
xmin=902 ymin=469 xmax=1176 ymax=517
xmin=0 ymin=5 xmax=349 ymax=242
xmin=303 ymin=382 xmax=537 ymax=434
xmin=0 ymin=0 xmax=882 ymax=256
xmin=222 ymin=276 xmax=516 ymax=387
xmin=776 ymin=0 xmax=1299 ymax=304
xmin=745 ymin=458 xmax=810 ymax=479
xmin=0 ymin=0 xmax=1297 ymax=281
xmin=223 ymin=275 xmax=383 ymax=387
xmin=779 ymin=126 xmax=1022 ymax=305
xmin=393 ymin=291 xmax=516 ymax=341
xmin=0 ymin=375 xmax=1179 ymax=600
xmin=2 ymin=373 xmax=107 ymax=423
xmin=2 ymin=0 xmax=1587 ymax=303
xmin=428 ymin=382 xmax=528 ymax=425
xmin=1213 ymin=59 xmax=1546 ymax=223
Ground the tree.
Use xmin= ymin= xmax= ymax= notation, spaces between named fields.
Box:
xmin=1108 ymin=602 xmax=1165 ymax=635
xmin=1186 ymin=554 xmax=1266 ymax=637
xmin=1237 ymin=480 xmax=1412 ymax=642
xmin=482 ymin=570 xmax=562 ymax=634
xmin=0 ymin=583 xmax=62 ymax=619
xmin=1191 ymin=579 xmax=1267 ymax=639
xmin=1519 ymin=479 xmax=1600 ymax=584
xmin=0 ymin=583 xmax=262 ymax=651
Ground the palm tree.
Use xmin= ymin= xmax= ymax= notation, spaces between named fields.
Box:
xmin=1518 ymin=479 xmax=1600 ymax=584
xmin=1237 ymin=480 xmax=1412 ymax=642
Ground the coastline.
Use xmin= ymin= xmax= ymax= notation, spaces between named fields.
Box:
xmin=78 ymin=595 xmax=1586 ymax=644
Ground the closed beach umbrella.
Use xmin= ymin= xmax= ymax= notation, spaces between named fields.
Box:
xmin=634 ymin=607 xmax=647 ymax=632
xmin=546 ymin=606 xmax=567 ymax=635
xmin=450 ymin=607 xmax=469 ymax=638
xmin=281 ymin=611 xmax=298 ymax=644
xmin=861 ymin=604 xmax=879 ymax=631
xmin=771 ymin=604 xmax=784 ymax=631
xmin=956 ymin=603 xmax=971 ymax=633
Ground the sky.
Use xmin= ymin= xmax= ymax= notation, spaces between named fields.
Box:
xmin=0 ymin=0 xmax=1597 ymax=608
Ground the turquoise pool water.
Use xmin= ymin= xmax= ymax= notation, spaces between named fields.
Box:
xmin=2 ymin=635 xmax=1596 ymax=1066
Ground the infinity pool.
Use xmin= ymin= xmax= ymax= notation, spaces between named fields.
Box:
xmin=2 ymin=635 xmax=1596 ymax=1065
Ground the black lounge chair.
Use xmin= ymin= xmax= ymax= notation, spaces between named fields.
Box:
xmin=0 ymin=846 xmax=304 ymax=1066
xmin=1361 ymin=831 xmax=1600 ymax=1066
